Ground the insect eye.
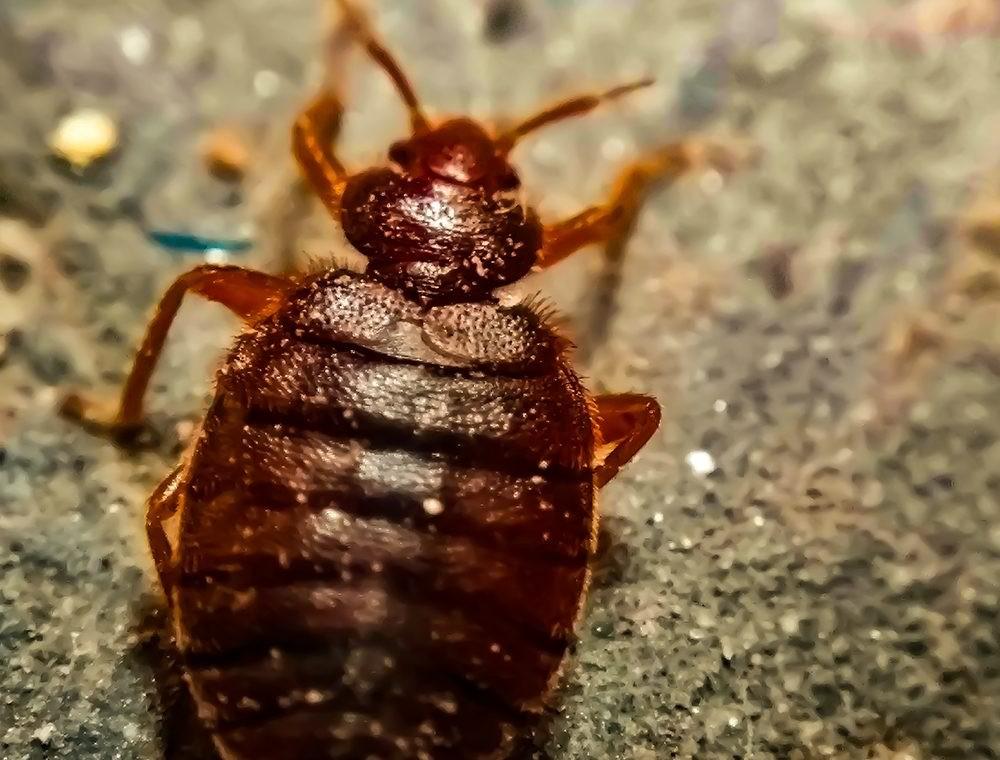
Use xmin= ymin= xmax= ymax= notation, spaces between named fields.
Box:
xmin=389 ymin=141 xmax=414 ymax=166
xmin=498 ymin=169 xmax=521 ymax=190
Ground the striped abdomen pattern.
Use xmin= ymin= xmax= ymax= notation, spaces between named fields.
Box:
xmin=167 ymin=271 xmax=597 ymax=759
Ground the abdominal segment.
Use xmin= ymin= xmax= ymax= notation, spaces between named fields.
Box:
xmin=171 ymin=293 xmax=597 ymax=759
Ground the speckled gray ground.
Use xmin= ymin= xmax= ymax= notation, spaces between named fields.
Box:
xmin=3 ymin=1 xmax=1000 ymax=758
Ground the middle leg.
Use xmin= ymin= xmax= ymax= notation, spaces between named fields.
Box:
xmin=61 ymin=265 xmax=293 ymax=434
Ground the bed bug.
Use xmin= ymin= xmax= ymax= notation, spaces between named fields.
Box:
xmin=62 ymin=1 xmax=734 ymax=757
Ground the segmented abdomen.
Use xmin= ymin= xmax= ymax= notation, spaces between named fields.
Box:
xmin=170 ymin=276 xmax=596 ymax=759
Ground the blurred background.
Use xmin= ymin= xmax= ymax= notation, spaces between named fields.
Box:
xmin=2 ymin=0 xmax=1000 ymax=758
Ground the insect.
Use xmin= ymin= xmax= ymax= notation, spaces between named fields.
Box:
xmin=62 ymin=1 xmax=731 ymax=757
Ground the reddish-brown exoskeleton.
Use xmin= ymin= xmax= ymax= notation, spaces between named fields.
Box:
xmin=62 ymin=1 xmax=730 ymax=757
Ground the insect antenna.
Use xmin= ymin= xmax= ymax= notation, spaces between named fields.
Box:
xmin=495 ymin=78 xmax=654 ymax=154
xmin=332 ymin=0 xmax=429 ymax=133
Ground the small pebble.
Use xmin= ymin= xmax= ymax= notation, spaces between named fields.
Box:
xmin=201 ymin=126 xmax=251 ymax=181
xmin=253 ymin=69 xmax=281 ymax=99
xmin=31 ymin=723 xmax=56 ymax=746
xmin=204 ymin=247 xmax=230 ymax=264
xmin=119 ymin=24 xmax=152 ymax=64
xmin=48 ymin=109 xmax=119 ymax=169
xmin=685 ymin=449 xmax=717 ymax=476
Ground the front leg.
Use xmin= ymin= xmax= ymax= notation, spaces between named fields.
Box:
xmin=291 ymin=0 xmax=432 ymax=220
xmin=537 ymin=139 xmax=744 ymax=271
xmin=291 ymin=91 xmax=349 ymax=218
xmin=61 ymin=265 xmax=293 ymax=435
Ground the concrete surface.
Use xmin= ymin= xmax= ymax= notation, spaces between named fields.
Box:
xmin=2 ymin=0 xmax=1000 ymax=758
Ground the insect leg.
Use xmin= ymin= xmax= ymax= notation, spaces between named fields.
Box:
xmin=536 ymin=138 xmax=743 ymax=270
xmin=146 ymin=465 xmax=185 ymax=598
xmin=274 ymin=6 xmax=357 ymax=273
xmin=332 ymin=0 xmax=428 ymax=133
xmin=61 ymin=265 xmax=293 ymax=434
xmin=495 ymin=78 xmax=653 ymax=153
xmin=291 ymin=90 xmax=349 ymax=218
xmin=592 ymin=393 xmax=661 ymax=488
xmin=288 ymin=0 xmax=367 ymax=219
xmin=292 ymin=0 xmax=429 ymax=220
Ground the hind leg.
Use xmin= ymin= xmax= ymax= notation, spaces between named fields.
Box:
xmin=146 ymin=465 xmax=186 ymax=600
xmin=592 ymin=393 xmax=661 ymax=488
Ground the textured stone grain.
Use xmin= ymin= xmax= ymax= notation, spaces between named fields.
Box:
xmin=2 ymin=1 xmax=1000 ymax=758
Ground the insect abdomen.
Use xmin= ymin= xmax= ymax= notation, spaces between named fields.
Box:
xmin=171 ymin=272 xmax=596 ymax=759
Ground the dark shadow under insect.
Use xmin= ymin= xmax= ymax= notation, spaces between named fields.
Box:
xmin=127 ymin=599 xmax=217 ymax=760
